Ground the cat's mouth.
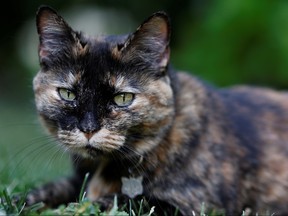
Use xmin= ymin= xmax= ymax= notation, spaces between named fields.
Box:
xmin=58 ymin=128 xmax=125 ymax=157
xmin=64 ymin=143 xmax=106 ymax=158
xmin=84 ymin=144 xmax=105 ymax=157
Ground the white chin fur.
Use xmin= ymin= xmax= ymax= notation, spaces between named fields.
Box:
xmin=58 ymin=128 xmax=126 ymax=153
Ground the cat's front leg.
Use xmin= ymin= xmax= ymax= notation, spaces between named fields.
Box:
xmin=25 ymin=175 xmax=83 ymax=207
xmin=95 ymin=193 xmax=129 ymax=211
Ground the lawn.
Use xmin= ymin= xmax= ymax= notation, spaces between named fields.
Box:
xmin=0 ymin=102 xmax=69 ymax=214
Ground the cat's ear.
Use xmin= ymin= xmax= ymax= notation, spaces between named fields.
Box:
xmin=118 ymin=12 xmax=171 ymax=72
xmin=36 ymin=6 xmax=86 ymax=67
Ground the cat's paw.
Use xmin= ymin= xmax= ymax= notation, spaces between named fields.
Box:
xmin=96 ymin=195 xmax=115 ymax=211
xmin=9 ymin=192 xmax=45 ymax=211
xmin=25 ymin=191 xmax=44 ymax=206
xmin=96 ymin=194 xmax=129 ymax=212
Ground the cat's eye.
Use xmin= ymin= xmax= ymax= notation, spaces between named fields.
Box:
xmin=58 ymin=88 xmax=76 ymax=101
xmin=114 ymin=93 xmax=134 ymax=107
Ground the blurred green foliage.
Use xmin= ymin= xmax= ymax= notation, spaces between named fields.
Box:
xmin=173 ymin=0 xmax=288 ymax=88
xmin=2 ymin=0 xmax=288 ymax=99
xmin=1 ymin=0 xmax=288 ymax=189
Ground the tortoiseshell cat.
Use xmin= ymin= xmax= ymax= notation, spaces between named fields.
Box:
xmin=27 ymin=5 xmax=288 ymax=215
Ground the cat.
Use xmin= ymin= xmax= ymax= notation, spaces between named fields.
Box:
xmin=26 ymin=5 xmax=288 ymax=215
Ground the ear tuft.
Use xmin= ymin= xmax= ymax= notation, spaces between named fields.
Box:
xmin=36 ymin=6 xmax=73 ymax=42
xmin=120 ymin=11 xmax=171 ymax=71
xmin=36 ymin=6 xmax=77 ymax=66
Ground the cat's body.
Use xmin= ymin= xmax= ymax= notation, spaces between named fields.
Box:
xmin=27 ymin=6 xmax=288 ymax=215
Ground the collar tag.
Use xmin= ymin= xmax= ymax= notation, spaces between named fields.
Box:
xmin=121 ymin=176 xmax=143 ymax=198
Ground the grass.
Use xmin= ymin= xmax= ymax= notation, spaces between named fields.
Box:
xmin=0 ymin=171 xmax=156 ymax=215
xmin=0 ymin=188 xmax=156 ymax=215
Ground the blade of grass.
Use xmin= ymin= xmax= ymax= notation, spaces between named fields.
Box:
xmin=79 ymin=172 xmax=90 ymax=202
xmin=147 ymin=206 xmax=155 ymax=216
xmin=137 ymin=199 xmax=143 ymax=216
xmin=129 ymin=199 xmax=132 ymax=216
xmin=174 ymin=207 xmax=179 ymax=216
xmin=2 ymin=189 xmax=12 ymax=210
xmin=200 ymin=202 xmax=206 ymax=216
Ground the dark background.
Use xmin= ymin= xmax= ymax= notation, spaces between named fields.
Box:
xmin=1 ymin=0 xmax=288 ymax=185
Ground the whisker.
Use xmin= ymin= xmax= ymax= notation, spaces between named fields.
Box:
xmin=9 ymin=138 xmax=57 ymax=178
xmin=0 ymin=122 xmax=40 ymax=128
xmin=12 ymin=134 xmax=55 ymax=151
xmin=45 ymin=146 xmax=64 ymax=171
xmin=60 ymin=146 xmax=70 ymax=161
xmin=13 ymin=136 xmax=55 ymax=159
xmin=115 ymin=140 xmax=160 ymax=192
xmin=71 ymin=153 xmax=82 ymax=168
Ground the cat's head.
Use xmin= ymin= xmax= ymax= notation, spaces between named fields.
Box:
xmin=33 ymin=6 xmax=175 ymax=158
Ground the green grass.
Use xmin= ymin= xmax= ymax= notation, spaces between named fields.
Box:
xmin=0 ymin=188 xmax=156 ymax=215
xmin=0 ymin=172 xmax=156 ymax=215
xmin=0 ymin=171 xmax=156 ymax=215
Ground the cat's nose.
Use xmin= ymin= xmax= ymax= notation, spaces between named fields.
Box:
xmin=79 ymin=112 xmax=101 ymax=138
xmin=83 ymin=132 xmax=96 ymax=140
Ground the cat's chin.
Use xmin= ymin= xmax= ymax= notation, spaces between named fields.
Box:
xmin=61 ymin=143 xmax=103 ymax=159
xmin=84 ymin=144 xmax=106 ymax=158
xmin=65 ymin=144 xmax=108 ymax=159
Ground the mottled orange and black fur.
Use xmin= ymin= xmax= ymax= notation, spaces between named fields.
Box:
xmin=27 ymin=6 xmax=288 ymax=215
